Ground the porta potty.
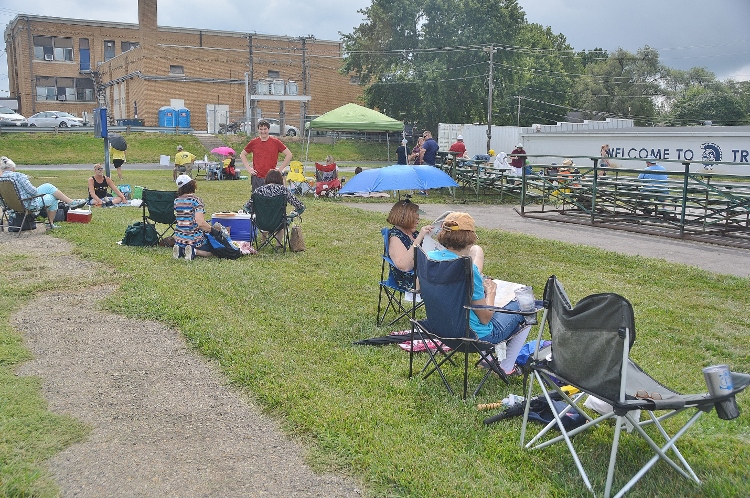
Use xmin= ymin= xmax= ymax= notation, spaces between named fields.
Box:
xmin=158 ymin=106 xmax=176 ymax=127
xmin=177 ymin=108 xmax=191 ymax=128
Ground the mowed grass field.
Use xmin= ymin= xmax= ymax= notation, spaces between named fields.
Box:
xmin=1 ymin=137 xmax=749 ymax=496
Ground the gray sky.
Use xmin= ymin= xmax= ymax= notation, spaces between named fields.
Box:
xmin=2 ymin=0 xmax=749 ymax=99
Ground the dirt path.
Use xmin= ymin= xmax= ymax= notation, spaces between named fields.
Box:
xmin=6 ymin=232 xmax=360 ymax=497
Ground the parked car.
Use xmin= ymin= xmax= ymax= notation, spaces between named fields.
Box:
xmin=0 ymin=106 xmax=28 ymax=126
xmin=240 ymin=118 xmax=300 ymax=136
xmin=27 ymin=111 xmax=84 ymax=127
xmin=267 ymin=118 xmax=299 ymax=136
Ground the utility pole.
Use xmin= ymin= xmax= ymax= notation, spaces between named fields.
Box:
xmin=247 ymin=34 xmax=255 ymax=134
xmin=517 ymin=95 xmax=521 ymax=127
xmin=484 ymin=45 xmax=496 ymax=154
xmin=299 ymin=35 xmax=314 ymax=132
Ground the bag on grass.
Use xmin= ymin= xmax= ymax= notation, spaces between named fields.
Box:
xmin=206 ymin=230 xmax=243 ymax=259
xmin=290 ymin=224 xmax=305 ymax=252
xmin=53 ymin=201 xmax=69 ymax=222
xmin=8 ymin=211 xmax=36 ymax=232
xmin=121 ymin=221 xmax=159 ymax=246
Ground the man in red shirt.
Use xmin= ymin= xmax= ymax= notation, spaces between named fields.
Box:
xmin=509 ymin=143 xmax=526 ymax=172
xmin=448 ymin=135 xmax=467 ymax=156
xmin=241 ymin=119 xmax=293 ymax=191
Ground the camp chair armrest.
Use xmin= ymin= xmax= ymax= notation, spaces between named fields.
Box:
xmin=20 ymin=192 xmax=45 ymax=204
xmin=467 ymin=301 xmax=543 ymax=315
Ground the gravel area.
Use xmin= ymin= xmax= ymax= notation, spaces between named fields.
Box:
xmin=6 ymin=230 xmax=361 ymax=497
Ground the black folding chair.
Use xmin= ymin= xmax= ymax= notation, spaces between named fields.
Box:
xmin=252 ymin=192 xmax=292 ymax=253
xmin=141 ymin=189 xmax=177 ymax=245
xmin=409 ymin=246 xmax=534 ymax=398
xmin=520 ymin=275 xmax=750 ymax=498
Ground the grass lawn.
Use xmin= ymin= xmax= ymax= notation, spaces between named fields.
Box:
xmin=1 ymin=167 xmax=749 ymax=497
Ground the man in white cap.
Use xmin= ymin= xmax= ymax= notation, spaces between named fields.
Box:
xmin=449 ymin=135 xmax=467 ymax=157
xmin=638 ymin=155 xmax=668 ymax=199
xmin=510 ymin=142 xmax=526 ymax=174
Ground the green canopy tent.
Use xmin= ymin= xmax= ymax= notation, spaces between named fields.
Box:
xmin=304 ymin=103 xmax=404 ymax=164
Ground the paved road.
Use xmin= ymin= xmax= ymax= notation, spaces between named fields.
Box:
xmin=345 ymin=202 xmax=750 ymax=278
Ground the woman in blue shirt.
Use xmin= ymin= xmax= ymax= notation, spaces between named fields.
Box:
xmin=428 ymin=212 xmax=530 ymax=375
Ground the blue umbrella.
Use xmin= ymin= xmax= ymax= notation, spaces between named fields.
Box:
xmin=340 ymin=165 xmax=458 ymax=194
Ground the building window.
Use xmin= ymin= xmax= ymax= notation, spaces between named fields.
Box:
xmin=267 ymin=70 xmax=280 ymax=79
xmin=104 ymin=40 xmax=115 ymax=61
xmin=169 ymin=65 xmax=185 ymax=75
xmin=33 ymin=35 xmax=73 ymax=62
xmin=56 ymin=77 xmax=75 ymax=101
xmin=76 ymin=78 xmax=95 ymax=102
xmin=35 ymin=76 xmax=56 ymax=100
xmin=35 ymin=76 xmax=96 ymax=102
xmin=79 ymin=38 xmax=90 ymax=71
xmin=121 ymin=41 xmax=139 ymax=52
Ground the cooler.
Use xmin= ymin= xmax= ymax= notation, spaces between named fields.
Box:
xmin=67 ymin=207 xmax=92 ymax=223
xmin=211 ymin=213 xmax=256 ymax=242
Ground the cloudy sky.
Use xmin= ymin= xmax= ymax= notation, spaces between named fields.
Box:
xmin=1 ymin=0 xmax=749 ymax=98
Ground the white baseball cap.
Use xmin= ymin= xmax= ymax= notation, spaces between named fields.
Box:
xmin=457 ymin=135 xmax=463 ymax=140
xmin=176 ymin=174 xmax=193 ymax=188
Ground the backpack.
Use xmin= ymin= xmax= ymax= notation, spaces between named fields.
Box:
xmin=121 ymin=221 xmax=159 ymax=246
xmin=206 ymin=230 xmax=243 ymax=259
xmin=8 ymin=211 xmax=37 ymax=232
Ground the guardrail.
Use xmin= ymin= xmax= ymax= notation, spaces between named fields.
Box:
xmin=0 ymin=125 xmax=194 ymax=135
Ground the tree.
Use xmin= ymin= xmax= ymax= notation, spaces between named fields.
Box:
xmin=570 ymin=47 xmax=663 ymax=125
xmin=669 ymin=86 xmax=748 ymax=126
xmin=341 ymin=0 xmax=528 ymax=132
xmin=508 ymin=23 xmax=581 ymax=126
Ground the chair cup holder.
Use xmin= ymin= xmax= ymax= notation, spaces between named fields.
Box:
xmin=715 ymin=396 xmax=740 ymax=420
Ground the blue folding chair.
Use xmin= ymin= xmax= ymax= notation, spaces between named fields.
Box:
xmin=376 ymin=227 xmax=424 ymax=326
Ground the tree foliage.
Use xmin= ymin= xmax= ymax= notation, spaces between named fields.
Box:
xmin=570 ymin=47 xmax=663 ymax=125
xmin=341 ymin=2 xmax=748 ymax=130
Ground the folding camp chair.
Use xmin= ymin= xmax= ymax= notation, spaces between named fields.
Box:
xmin=0 ymin=178 xmax=48 ymax=235
xmin=287 ymin=160 xmax=314 ymax=195
xmin=315 ymin=162 xmax=341 ymax=197
xmin=252 ymin=192 xmax=296 ymax=253
xmin=376 ymin=228 xmax=425 ymax=326
xmin=409 ymin=246 xmax=535 ymax=398
xmin=141 ymin=189 xmax=177 ymax=245
xmin=519 ymin=275 xmax=750 ymax=498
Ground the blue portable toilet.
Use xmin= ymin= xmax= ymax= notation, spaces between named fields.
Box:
xmin=158 ymin=106 xmax=176 ymax=127
xmin=177 ymin=108 xmax=191 ymax=128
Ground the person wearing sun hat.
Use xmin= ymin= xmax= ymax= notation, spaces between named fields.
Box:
xmin=429 ymin=212 xmax=530 ymax=375
xmin=449 ymin=135 xmax=467 ymax=156
xmin=173 ymin=174 xmax=214 ymax=260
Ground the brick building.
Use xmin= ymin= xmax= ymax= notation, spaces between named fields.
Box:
xmin=3 ymin=0 xmax=364 ymax=132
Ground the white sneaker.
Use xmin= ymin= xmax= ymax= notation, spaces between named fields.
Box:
xmin=184 ymin=245 xmax=195 ymax=261
xmin=173 ymin=244 xmax=182 ymax=259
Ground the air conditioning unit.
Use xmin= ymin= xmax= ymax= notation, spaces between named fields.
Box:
xmin=44 ymin=54 xmax=53 ymax=61
xmin=57 ymin=95 xmax=66 ymax=101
